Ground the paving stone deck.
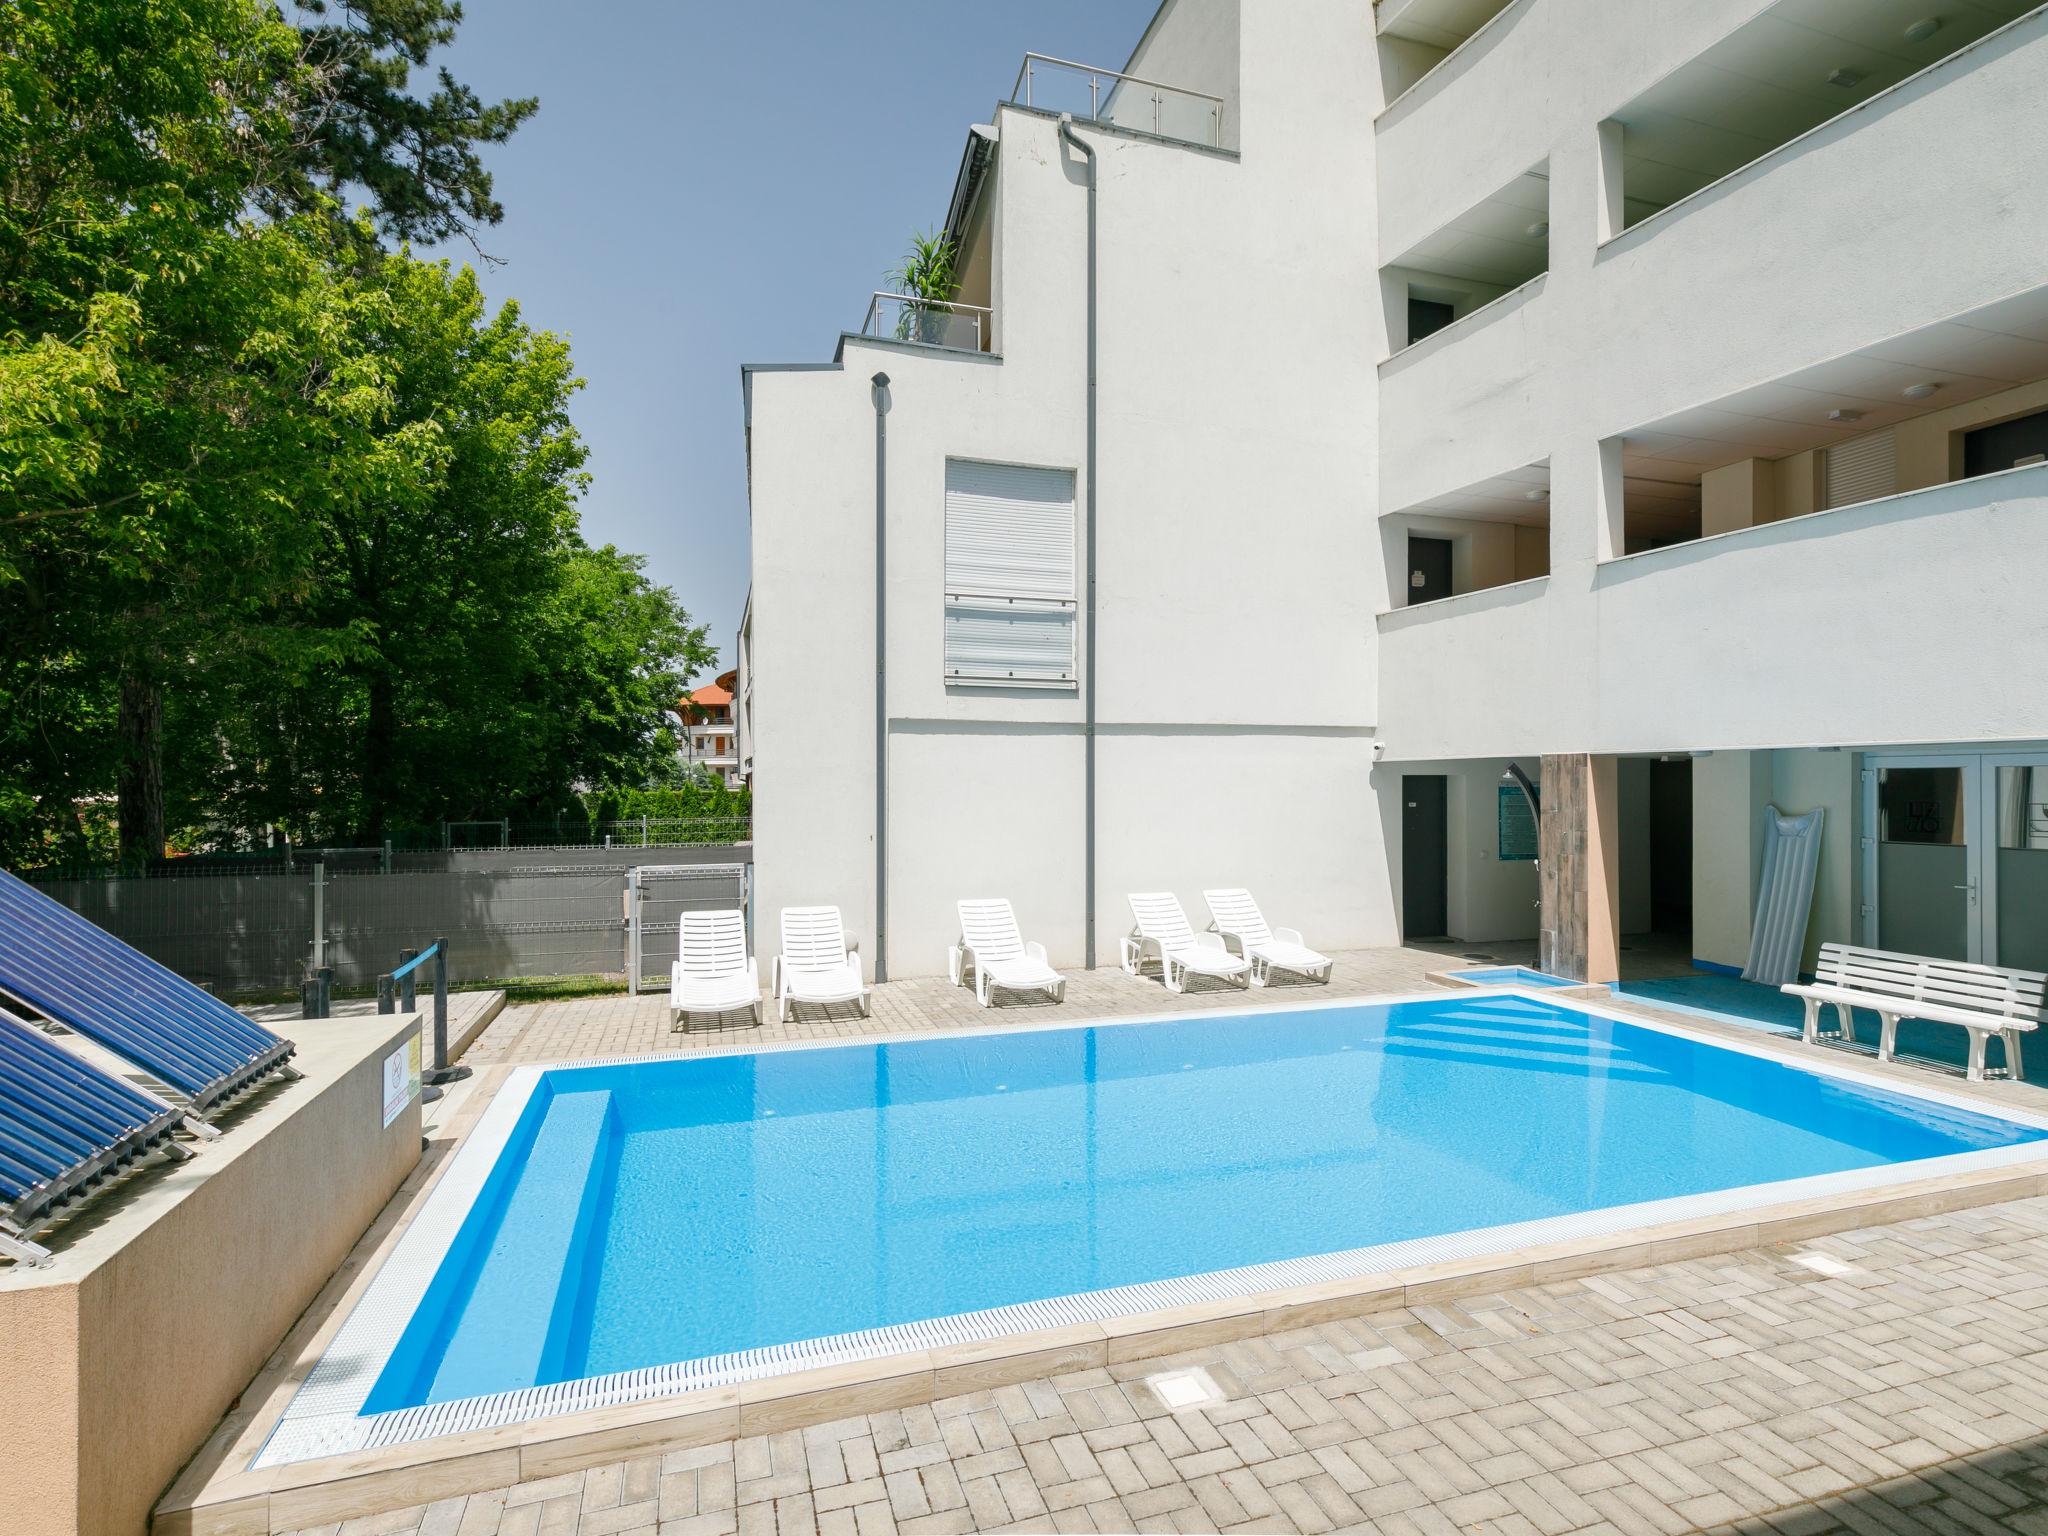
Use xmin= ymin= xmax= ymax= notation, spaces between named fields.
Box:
xmin=271 ymin=953 xmax=2048 ymax=1536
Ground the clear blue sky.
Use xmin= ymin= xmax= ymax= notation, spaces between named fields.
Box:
xmin=418 ymin=1 xmax=1159 ymax=678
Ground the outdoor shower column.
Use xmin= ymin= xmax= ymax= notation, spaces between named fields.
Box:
xmin=1539 ymin=753 xmax=1622 ymax=984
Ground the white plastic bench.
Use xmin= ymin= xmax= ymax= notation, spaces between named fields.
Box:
xmin=1783 ymin=942 xmax=2044 ymax=1082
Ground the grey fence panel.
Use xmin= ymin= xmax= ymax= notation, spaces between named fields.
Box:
xmin=324 ymin=868 xmax=630 ymax=986
xmin=627 ymin=865 xmax=751 ymax=990
xmin=34 ymin=875 xmax=312 ymax=996
xmin=27 ymin=849 xmax=755 ymax=994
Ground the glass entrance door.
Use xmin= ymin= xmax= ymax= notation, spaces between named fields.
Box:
xmin=1865 ymin=751 xmax=2048 ymax=970
xmin=1873 ymin=761 xmax=1975 ymax=961
xmin=1991 ymin=757 xmax=2048 ymax=973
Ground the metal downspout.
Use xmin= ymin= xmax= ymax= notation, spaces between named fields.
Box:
xmin=1060 ymin=114 xmax=1099 ymax=970
xmin=871 ymin=371 xmax=891 ymax=981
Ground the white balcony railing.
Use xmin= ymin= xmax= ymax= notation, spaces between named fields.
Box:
xmin=1010 ymin=53 xmax=1224 ymax=149
xmin=860 ymin=293 xmax=991 ymax=353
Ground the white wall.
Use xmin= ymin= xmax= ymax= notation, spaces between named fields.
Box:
xmin=745 ymin=0 xmax=1390 ymax=975
xmin=1376 ymin=758 xmax=1540 ymax=945
xmin=1122 ymin=0 xmax=1241 ymax=150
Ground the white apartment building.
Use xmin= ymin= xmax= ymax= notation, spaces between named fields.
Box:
xmin=741 ymin=0 xmax=2048 ymax=986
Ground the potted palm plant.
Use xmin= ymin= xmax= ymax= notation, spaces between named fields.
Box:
xmin=889 ymin=228 xmax=961 ymax=346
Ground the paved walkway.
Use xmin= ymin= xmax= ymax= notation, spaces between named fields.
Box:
xmin=464 ymin=948 xmax=1464 ymax=1066
xmin=279 ymin=1197 xmax=2048 ymax=1536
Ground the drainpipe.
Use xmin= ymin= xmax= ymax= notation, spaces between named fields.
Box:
xmin=871 ymin=371 xmax=891 ymax=981
xmin=1060 ymin=114 xmax=1099 ymax=970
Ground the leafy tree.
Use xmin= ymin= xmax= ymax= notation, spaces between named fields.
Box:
xmin=265 ymin=0 xmax=539 ymax=252
xmin=172 ymin=249 xmax=712 ymax=846
xmin=1 ymin=0 xmax=553 ymax=865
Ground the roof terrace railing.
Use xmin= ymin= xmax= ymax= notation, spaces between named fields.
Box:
xmin=861 ymin=292 xmax=992 ymax=353
xmin=1009 ymin=52 xmax=1224 ymax=149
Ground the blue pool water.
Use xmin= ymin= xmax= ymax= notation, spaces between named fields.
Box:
xmin=1454 ymin=965 xmax=1579 ymax=988
xmin=365 ymin=994 xmax=2044 ymax=1412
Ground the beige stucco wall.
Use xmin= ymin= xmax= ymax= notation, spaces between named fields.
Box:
xmin=1692 ymin=750 xmax=1770 ymax=970
xmin=1691 ymin=748 xmax=1859 ymax=973
xmin=1879 ymin=375 xmax=2048 ymax=493
xmin=0 ymin=1016 xmax=423 ymax=1536
xmin=1769 ymin=748 xmax=1860 ymax=973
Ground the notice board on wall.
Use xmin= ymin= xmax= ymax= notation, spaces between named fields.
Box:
xmin=1499 ymin=784 xmax=1538 ymax=861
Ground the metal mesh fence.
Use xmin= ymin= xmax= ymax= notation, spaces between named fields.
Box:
xmin=26 ymin=851 xmax=752 ymax=996
xmin=33 ymin=873 xmax=312 ymax=998
xmin=625 ymin=864 xmax=752 ymax=992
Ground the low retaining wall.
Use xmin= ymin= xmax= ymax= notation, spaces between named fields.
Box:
xmin=0 ymin=1016 xmax=424 ymax=1536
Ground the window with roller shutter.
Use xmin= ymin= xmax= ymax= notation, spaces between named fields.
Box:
xmin=942 ymin=459 xmax=1078 ymax=687
xmin=1824 ymin=429 xmax=1897 ymax=510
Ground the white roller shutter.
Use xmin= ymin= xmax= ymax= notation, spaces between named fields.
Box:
xmin=943 ymin=459 xmax=1077 ymax=687
xmin=1825 ymin=429 xmax=1896 ymax=510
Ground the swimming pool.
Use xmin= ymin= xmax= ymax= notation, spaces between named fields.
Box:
xmin=1447 ymin=964 xmax=1581 ymax=988
xmin=258 ymin=990 xmax=2048 ymax=1464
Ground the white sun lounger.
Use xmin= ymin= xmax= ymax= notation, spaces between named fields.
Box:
xmin=775 ymin=906 xmax=870 ymax=1022
xmin=1203 ymin=889 xmax=1333 ymax=986
xmin=951 ymin=899 xmax=1066 ymax=1007
xmin=1122 ymin=892 xmax=1252 ymax=993
xmin=669 ymin=909 xmax=760 ymax=1028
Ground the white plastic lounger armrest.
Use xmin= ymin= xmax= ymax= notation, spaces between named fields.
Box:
xmin=1026 ymin=940 xmax=1048 ymax=964
xmin=1275 ymin=927 xmax=1305 ymax=947
xmin=1193 ymin=932 xmax=1228 ymax=952
xmin=771 ymin=956 xmax=783 ymax=993
xmin=1212 ymin=925 xmax=1248 ymax=956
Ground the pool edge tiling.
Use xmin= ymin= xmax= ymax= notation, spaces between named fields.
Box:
xmin=251 ymin=987 xmax=2048 ymax=1471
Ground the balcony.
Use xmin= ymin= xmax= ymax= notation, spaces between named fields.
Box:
xmin=858 ymin=293 xmax=993 ymax=355
xmin=1009 ymin=53 xmax=1225 ymax=150
xmin=1376 ymin=463 xmax=2048 ymax=761
xmin=1602 ymin=1 xmax=2041 ymax=238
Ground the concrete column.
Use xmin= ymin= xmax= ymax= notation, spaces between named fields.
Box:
xmin=1539 ymin=753 xmax=1622 ymax=983
xmin=1701 ymin=458 xmax=1777 ymax=537
xmin=1693 ymin=750 xmax=1773 ymax=969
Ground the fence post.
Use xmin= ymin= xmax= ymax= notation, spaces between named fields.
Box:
xmin=625 ymin=869 xmax=640 ymax=995
xmin=382 ymin=839 xmax=393 ymax=874
xmin=398 ymin=947 xmax=417 ymax=1013
xmin=501 ymin=817 xmax=511 ymax=849
xmin=641 ymin=814 xmax=649 ymax=847
xmin=310 ymin=860 xmax=326 ymax=972
xmin=425 ymin=938 xmax=470 ymax=1086
xmin=377 ymin=973 xmax=395 ymax=1014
